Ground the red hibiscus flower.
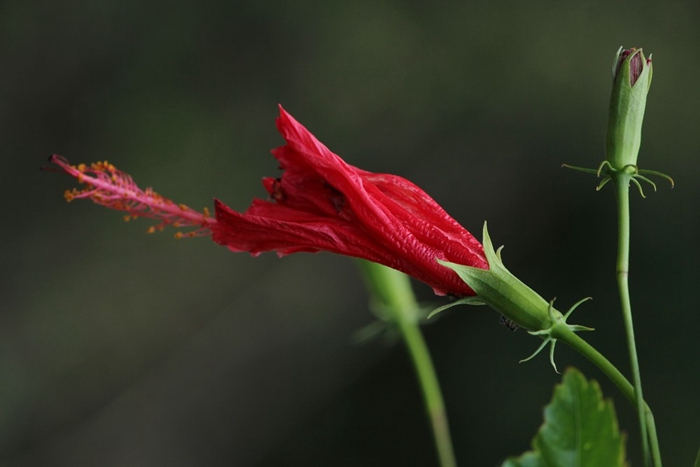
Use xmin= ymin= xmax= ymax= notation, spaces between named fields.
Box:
xmin=50 ymin=106 xmax=487 ymax=296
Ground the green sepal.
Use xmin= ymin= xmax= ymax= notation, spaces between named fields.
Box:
xmin=637 ymin=169 xmax=674 ymax=188
xmin=560 ymin=164 xmax=599 ymax=175
xmin=563 ymin=160 xmax=673 ymax=195
xmin=606 ymin=48 xmax=652 ymax=170
xmin=520 ymin=298 xmax=594 ymax=373
xmin=427 ymin=296 xmax=485 ymax=319
xmin=439 ymin=222 xmax=557 ymax=332
xmin=439 ymin=223 xmax=594 ymax=371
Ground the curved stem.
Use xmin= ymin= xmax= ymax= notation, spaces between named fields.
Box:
xmin=357 ymin=260 xmax=457 ymax=467
xmin=614 ymin=173 xmax=655 ymax=466
xmin=553 ymin=323 xmax=661 ymax=466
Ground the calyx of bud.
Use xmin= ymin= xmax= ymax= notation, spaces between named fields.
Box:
xmin=606 ymin=47 xmax=653 ymax=170
xmin=563 ymin=46 xmax=672 ymax=196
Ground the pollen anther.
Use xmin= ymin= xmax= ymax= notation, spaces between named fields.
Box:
xmin=50 ymin=154 xmax=215 ymax=239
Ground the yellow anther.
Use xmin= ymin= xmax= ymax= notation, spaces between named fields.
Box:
xmin=174 ymin=232 xmax=184 ymax=239
xmin=178 ymin=204 xmax=187 ymax=211
xmin=203 ymin=207 xmax=211 ymax=217
xmin=147 ymin=226 xmax=156 ymax=234
xmin=123 ymin=215 xmax=131 ymax=222
xmin=77 ymin=163 xmax=86 ymax=172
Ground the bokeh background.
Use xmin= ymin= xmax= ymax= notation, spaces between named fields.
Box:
xmin=2 ymin=1 xmax=699 ymax=466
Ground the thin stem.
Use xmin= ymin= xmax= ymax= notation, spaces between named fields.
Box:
xmin=552 ymin=325 xmax=662 ymax=466
xmin=614 ymin=173 xmax=656 ymax=467
xmin=357 ymin=260 xmax=457 ymax=467
xmin=396 ymin=310 xmax=457 ymax=467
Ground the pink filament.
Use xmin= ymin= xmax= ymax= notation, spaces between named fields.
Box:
xmin=50 ymin=154 xmax=215 ymax=237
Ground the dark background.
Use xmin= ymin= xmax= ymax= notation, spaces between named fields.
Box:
xmin=2 ymin=1 xmax=698 ymax=466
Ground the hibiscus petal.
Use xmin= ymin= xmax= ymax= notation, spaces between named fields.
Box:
xmin=211 ymin=106 xmax=487 ymax=296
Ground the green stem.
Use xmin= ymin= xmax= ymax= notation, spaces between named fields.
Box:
xmin=552 ymin=325 xmax=661 ymax=466
xmin=357 ymin=260 xmax=457 ymax=467
xmin=614 ymin=173 xmax=656 ymax=467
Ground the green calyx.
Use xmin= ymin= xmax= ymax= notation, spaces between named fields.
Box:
xmin=563 ymin=160 xmax=673 ymax=198
xmin=436 ymin=223 xmax=593 ymax=372
xmin=564 ymin=47 xmax=673 ymax=196
xmin=520 ymin=297 xmax=594 ymax=373
xmin=438 ymin=223 xmax=554 ymax=332
xmin=606 ymin=47 xmax=652 ymax=170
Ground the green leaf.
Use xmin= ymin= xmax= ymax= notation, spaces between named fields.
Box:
xmin=502 ymin=368 xmax=627 ymax=467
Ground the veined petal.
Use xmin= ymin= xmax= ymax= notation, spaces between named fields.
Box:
xmin=211 ymin=106 xmax=487 ymax=295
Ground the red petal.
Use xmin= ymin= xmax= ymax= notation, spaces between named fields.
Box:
xmin=211 ymin=106 xmax=487 ymax=296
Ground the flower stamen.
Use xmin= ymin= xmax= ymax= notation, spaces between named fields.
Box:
xmin=50 ymin=154 xmax=215 ymax=237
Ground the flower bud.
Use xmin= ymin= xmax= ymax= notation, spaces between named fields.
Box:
xmin=606 ymin=47 xmax=653 ymax=170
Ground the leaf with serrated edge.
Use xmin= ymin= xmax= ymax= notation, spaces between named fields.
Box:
xmin=502 ymin=368 xmax=627 ymax=467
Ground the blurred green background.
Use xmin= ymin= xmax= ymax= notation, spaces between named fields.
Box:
xmin=2 ymin=1 xmax=699 ymax=465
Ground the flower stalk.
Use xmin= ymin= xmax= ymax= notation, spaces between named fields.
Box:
xmin=613 ymin=171 xmax=653 ymax=467
xmin=563 ymin=46 xmax=671 ymax=467
xmin=358 ymin=260 xmax=457 ymax=467
xmin=440 ymin=222 xmax=663 ymax=465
